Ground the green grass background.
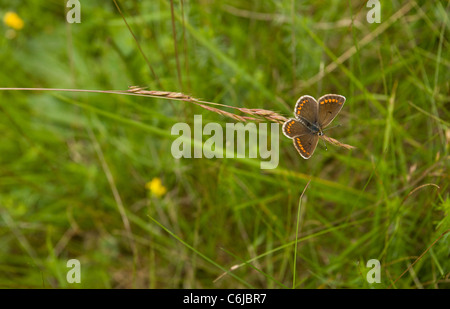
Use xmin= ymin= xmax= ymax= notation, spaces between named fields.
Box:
xmin=0 ymin=0 xmax=448 ymax=288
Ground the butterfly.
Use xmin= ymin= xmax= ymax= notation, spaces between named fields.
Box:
xmin=282 ymin=94 xmax=346 ymax=159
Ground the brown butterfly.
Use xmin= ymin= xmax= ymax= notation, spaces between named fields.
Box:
xmin=282 ymin=94 xmax=345 ymax=159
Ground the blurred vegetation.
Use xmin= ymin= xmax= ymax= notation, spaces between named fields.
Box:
xmin=0 ymin=0 xmax=448 ymax=288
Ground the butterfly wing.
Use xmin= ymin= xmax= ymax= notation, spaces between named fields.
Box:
xmin=294 ymin=95 xmax=318 ymax=124
xmin=293 ymin=133 xmax=319 ymax=159
xmin=317 ymin=94 xmax=345 ymax=128
xmin=282 ymin=118 xmax=308 ymax=138
xmin=282 ymin=119 xmax=319 ymax=159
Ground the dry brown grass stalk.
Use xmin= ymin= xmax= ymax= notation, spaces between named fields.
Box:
xmin=127 ymin=86 xmax=286 ymax=123
xmin=193 ymin=103 xmax=259 ymax=122
xmin=0 ymin=86 xmax=355 ymax=150
xmin=127 ymin=86 xmax=197 ymax=101
xmin=128 ymin=86 xmax=355 ymax=150
xmin=320 ymin=135 xmax=356 ymax=150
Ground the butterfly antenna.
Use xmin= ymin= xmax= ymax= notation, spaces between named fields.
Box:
xmin=322 ymin=138 xmax=328 ymax=151
xmin=322 ymin=123 xmax=342 ymax=133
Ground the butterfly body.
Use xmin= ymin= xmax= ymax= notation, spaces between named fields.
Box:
xmin=282 ymin=94 xmax=345 ymax=159
xmin=296 ymin=116 xmax=323 ymax=136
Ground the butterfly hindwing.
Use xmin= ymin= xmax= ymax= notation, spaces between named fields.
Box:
xmin=317 ymin=94 xmax=345 ymax=128
xmin=283 ymin=118 xmax=319 ymax=159
xmin=293 ymin=134 xmax=319 ymax=159
xmin=282 ymin=118 xmax=309 ymax=138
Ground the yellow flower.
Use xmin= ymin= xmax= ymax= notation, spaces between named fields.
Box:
xmin=3 ymin=12 xmax=24 ymax=30
xmin=145 ymin=178 xmax=167 ymax=198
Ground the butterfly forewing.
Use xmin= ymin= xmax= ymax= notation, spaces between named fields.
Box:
xmin=294 ymin=95 xmax=318 ymax=124
xmin=317 ymin=94 xmax=345 ymax=128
